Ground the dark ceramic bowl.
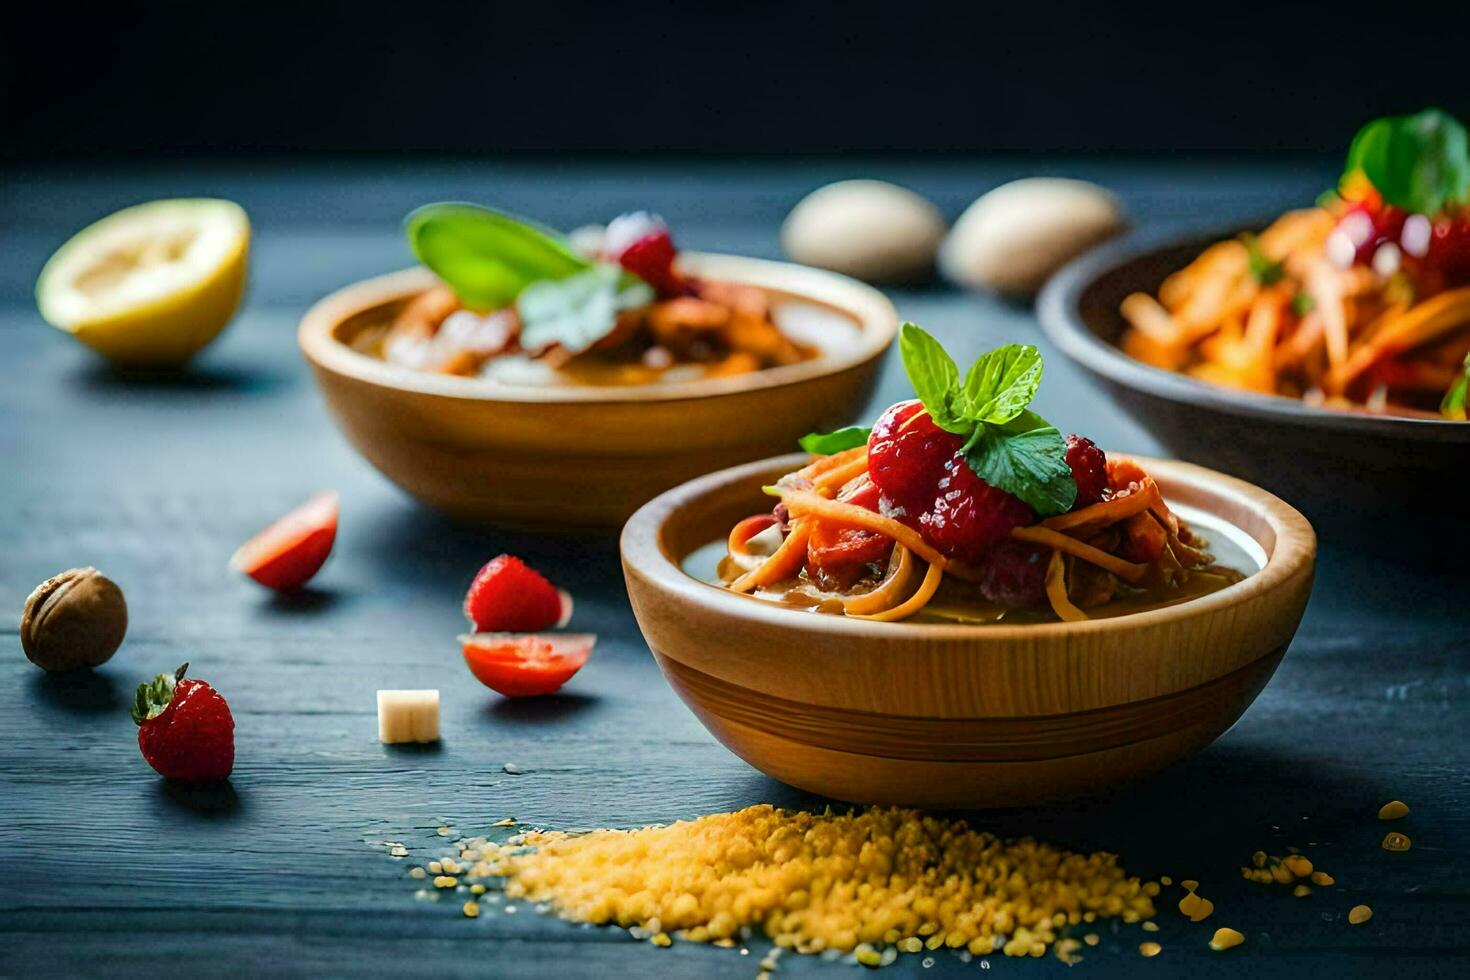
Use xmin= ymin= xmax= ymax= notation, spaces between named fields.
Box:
xmin=1038 ymin=229 xmax=1470 ymax=545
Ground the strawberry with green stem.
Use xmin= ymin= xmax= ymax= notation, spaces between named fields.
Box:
xmin=133 ymin=663 xmax=235 ymax=783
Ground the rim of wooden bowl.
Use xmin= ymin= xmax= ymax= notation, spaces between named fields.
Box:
xmin=1038 ymin=226 xmax=1470 ymax=442
xmin=622 ymin=452 xmax=1316 ymax=643
xmin=298 ymin=254 xmax=898 ymax=404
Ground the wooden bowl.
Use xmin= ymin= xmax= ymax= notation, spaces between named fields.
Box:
xmin=299 ymin=257 xmax=897 ymax=527
xmin=621 ymin=453 xmax=1315 ymax=808
xmin=1037 ymin=228 xmax=1470 ymax=546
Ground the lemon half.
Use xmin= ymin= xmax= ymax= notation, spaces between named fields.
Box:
xmin=36 ymin=198 xmax=250 ymax=366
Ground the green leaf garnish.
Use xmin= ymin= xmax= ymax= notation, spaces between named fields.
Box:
xmin=961 ymin=344 xmax=1044 ymax=424
xmin=517 ymin=264 xmax=654 ymax=354
xmin=891 ymin=325 xmax=1077 ymax=516
xmin=1441 ymin=352 xmax=1470 ymax=420
xmin=1241 ymin=232 xmax=1285 ymax=286
xmin=1341 ymin=108 xmax=1470 ymax=216
xmin=1291 ymin=292 xmax=1316 ymax=316
xmin=406 ymin=203 xmax=592 ymax=311
xmin=963 ymin=410 xmax=1078 ymax=515
xmin=799 ymin=426 xmax=872 ymax=455
xmin=898 ymin=323 xmax=968 ymax=434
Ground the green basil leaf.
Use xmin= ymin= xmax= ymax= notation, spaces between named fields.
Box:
xmin=798 ymin=426 xmax=872 ymax=455
xmin=1241 ymin=232 xmax=1285 ymax=286
xmin=1441 ymin=353 xmax=1470 ymax=420
xmin=961 ymin=344 xmax=1044 ymax=424
xmin=898 ymin=322 xmax=969 ymax=435
xmin=1342 ymin=109 xmax=1470 ymax=216
xmin=517 ymin=264 xmax=654 ymax=354
xmin=963 ymin=409 xmax=1077 ymax=516
xmin=406 ymin=203 xmax=592 ymax=311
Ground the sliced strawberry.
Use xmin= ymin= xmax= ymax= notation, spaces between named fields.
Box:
xmin=230 ymin=492 xmax=338 ymax=592
xmin=463 ymin=555 xmax=564 ymax=633
xmin=602 ymin=211 xmax=685 ymax=296
xmin=460 ymin=633 xmax=595 ymax=697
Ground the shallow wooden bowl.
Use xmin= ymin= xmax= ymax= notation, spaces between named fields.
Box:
xmin=622 ymin=453 xmax=1316 ymax=808
xmin=299 ymin=257 xmax=897 ymax=527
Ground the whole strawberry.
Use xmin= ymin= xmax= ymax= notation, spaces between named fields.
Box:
xmin=133 ymin=663 xmax=235 ymax=783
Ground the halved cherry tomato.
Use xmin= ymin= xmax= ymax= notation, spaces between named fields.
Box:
xmin=460 ymin=633 xmax=595 ymax=697
xmin=230 ymin=491 xmax=338 ymax=591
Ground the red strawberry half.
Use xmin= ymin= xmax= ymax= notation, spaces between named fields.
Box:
xmin=463 ymin=555 xmax=568 ymax=633
xmin=601 ymin=211 xmax=685 ymax=297
xmin=133 ymin=664 xmax=235 ymax=783
xmin=917 ymin=453 xmax=1034 ymax=564
xmin=231 ymin=491 xmax=338 ymax=592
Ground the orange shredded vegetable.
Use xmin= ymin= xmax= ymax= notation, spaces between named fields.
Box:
xmin=776 ymin=489 xmax=947 ymax=567
xmin=1011 ymin=526 xmax=1149 ymax=584
xmin=850 ymin=558 xmax=944 ymax=622
xmin=730 ymin=520 xmax=812 ymax=594
xmin=1044 ymin=551 xmax=1088 ymax=622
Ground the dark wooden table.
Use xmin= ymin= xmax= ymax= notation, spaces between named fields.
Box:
xmin=1 ymin=160 xmax=1464 ymax=979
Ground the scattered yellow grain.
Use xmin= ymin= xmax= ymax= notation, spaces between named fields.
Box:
xmin=437 ymin=826 xmax=452 ymax=837
xmin=408 ymin=867 xmax=426 ymax=880
xmin=1293 ymin=885 xmax=1311 ymax=898
xmin=1250 ymin=851 xmax=1267 ymax=868
xmin=1054 ymin=937 xmax=1084 ymax=965
xmin=1209 ymin=927 xmax=1244 ymax=950
xmin=1378 ymin=800 xmax=1409 ymax=821
xmin=433 ymin=875 xmax=457 ymax=889
xmin=1139 ymin=942 xmax=1162 ymax=958
xmin=491 ymin=818 xmax=516 ymax=828
xmin=651 ymin=932 xmax=671 ymax=948
xmin=1348 ymin=904 xmax=1372 ymax=925
xmin=388 ymin=845 xmax=408 ymax=858
xmin=428 ymin=860 xmax=443 ymax=874
xmin=470 ymin=884 xmax=486 ymax=895
xmin=1181 ymin=879 xmax=1199 ymax=892
xmin=1083 ymin=933 xmax=1100 ymax=946
xmin=1382 ymin=832 xmax=1411 ymax=852
xmin=462 ymin=900 xmax=480 ymax=918
xmin=1310 ymin=872 xmax=1335 ymax=887
xmin=477 ymin=805 xmax=1156 ymax=959
xmin=1159 ymin=876 xmax=1172 ymax=886
xmin=1178 ymin=891 xmax=1214 ymax=921
xmin=1142 ymin=921 xmax=1159 ymax=932
xmin=1283 ymin=855 xmax=1313 ymax=878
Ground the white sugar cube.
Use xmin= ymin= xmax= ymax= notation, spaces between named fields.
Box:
xmin=377 ymin=690 xmax=440 ymax=744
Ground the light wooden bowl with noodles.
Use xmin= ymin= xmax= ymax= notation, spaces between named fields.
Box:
xmin=299 ymin=256 xmax=897 ymax=527
xmin=621 ymin=452 xmax=1315 ymax=808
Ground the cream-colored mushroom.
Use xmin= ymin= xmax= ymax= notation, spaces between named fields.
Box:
xmin=941 ymin=178 xmax=1125 ymax=295
xmin=781 ymin=180 xmax=945 ymax=283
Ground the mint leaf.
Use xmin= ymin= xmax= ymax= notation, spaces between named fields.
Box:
xmin=963 ymin=410 xmax=1077 ymax=516
xmin=406 ymin=203 xmax=592 ymax=311
xmin=898 ymin=323 xmax=969 ymax=434
xmin=1343 ymin=109 xmax=1470 ymax=216
xmin=961 ymin=344 xmax=1044 ymax=424
xmin=799 ymin=426 xmax=872 ymax=455
xmin=1291 ymin=292 xmax=1315 ymax=316
xmin=1241 ymin=232 xmax=1285 ymax=286
xmin=517 ymin=264 xmax=654 ymax=353
xmin=1442 ymin=353 xmax=1470 ymax=420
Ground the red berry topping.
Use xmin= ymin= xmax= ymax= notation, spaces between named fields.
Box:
xmin=133 ymin=664 xmax=235 ymax=783
xmin=230 ymin=491 xmax=338 ymax=592
xmin=463 ymin=555 xmax=565 ymax=633
xmin=602 ymin=212 xmax=685 ymax=297
xmin=805 ymin=476 xmax=892 ymax=589
xmin=975 ymin=539 xmax=1050 ymax=608
xmin=917 ymin=453 xmax=1034 ymax=564
xmin=1064 ymin=435 xmax=1109 ymax=508
xmin=867 ymin=401 xmax=962 ymax=521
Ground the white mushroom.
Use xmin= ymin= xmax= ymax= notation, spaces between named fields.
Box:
xmin=940 ymin=178 xmax=1126 ymax=295
xmin=781 ymin=180 xmax=945 ymax=283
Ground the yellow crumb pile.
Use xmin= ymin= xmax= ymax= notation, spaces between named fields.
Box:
xmin=480 ymin=804 xmax=1158 ymax=958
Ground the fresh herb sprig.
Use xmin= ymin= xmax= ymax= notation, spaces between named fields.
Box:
xmin=1442 ymin=352 xmax=1470 ymax=420
xmin=405 ymin=203 xmax=652 ymax=353
xmin=1341 ymin=108 xmax=1470 ymax=217
xmin=799 ymin=325 xmax=1077 ymax=515
xmin=1242 ymin=232 xmax=1285 ymax=286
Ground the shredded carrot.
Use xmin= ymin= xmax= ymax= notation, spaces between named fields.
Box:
xmin=727 ymin=515 xmax=777 ymax=557
xmin=1044 ymin=551 xmax=1088 ymax=622
xmin=840 ymin=545 xmax=916 ymax=616
xmin=812 ymin=453 xmax=870 ymax=495
xmin=1042 ymin=481 xmax=1161 ymax=532
xmin=777 ymin=489 xmax=948 ymax=567
xmin=796 ymin=446 xmax=868 ymax=483
xmin=730 ymin=520 xmax=812 ymax=594
xmin=1011 ymin=526 xmax=1148 ymax=583
xmin=850 ymin=558 xmax=944 ymax=622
